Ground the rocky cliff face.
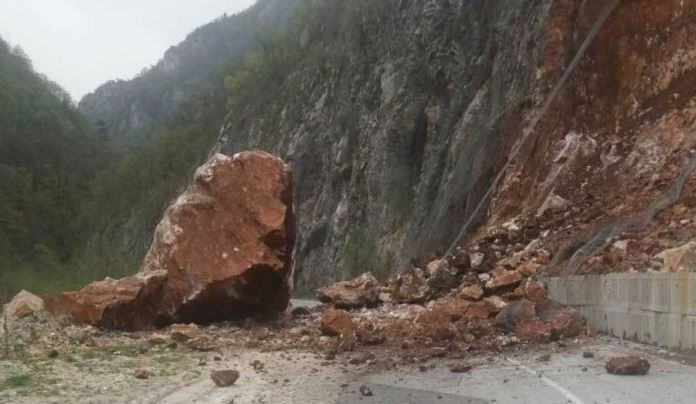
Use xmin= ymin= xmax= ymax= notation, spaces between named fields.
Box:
xmin=78 ymin=0 xmax=298 ymax=149
xmin=216 ymin=0 xmax=696 ymax=292
xmin=215 ymin=0 xmax=566 ymax=292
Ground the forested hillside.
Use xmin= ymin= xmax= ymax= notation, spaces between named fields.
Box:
xmin=0 ymin=37 xmax=105 ymax=297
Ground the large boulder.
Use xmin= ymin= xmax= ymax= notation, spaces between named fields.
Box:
xmin=46 ymin=152 xmax=295 ymax=329
xmin=141 ymin=152 xmax=294 ymax=324
xmin=316 ymin=272 xmax=379 ymax=308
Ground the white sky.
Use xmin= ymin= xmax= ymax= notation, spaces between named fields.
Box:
xmin=0 ymin=0 xmax=256 ymax=101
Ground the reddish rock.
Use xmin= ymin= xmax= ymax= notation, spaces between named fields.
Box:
xmin=465 ymin=301 xmax=496 ymax=320
xmin=483 ymin=296 xmax=508 ymax=314
xmin=316 ymin=272 xmax=379 ymax=309
xmin=320 ymin=307 xmax=356 ymax=336
xmin=522 ymin=280 xmax=548 ymax=303
xmin=514 ymin=319 xmax=551 ymax=341
xmin=45 ymin=271 xmax=168 ymax=330
xmin=518 ymin=261 xmax=542 ymax=277
xmin=549 ymin=308 xmax=587 ymax=340
xmin=485 ymin=270 xmax=524 ymax=291
xmin=605 ymin=356 xmax=650 ymax=375
xmin=46 ymin=152 xmax=295 ymax=329
xmin=459 ymin=284 xmax=484 ymax=301
xmin=142 ymin=152 xmax=294 ymax=324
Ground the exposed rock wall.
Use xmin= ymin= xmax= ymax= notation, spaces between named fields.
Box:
xmin=218 ymin=0 xmax=696 ymax=290
xmin=215 ymin=0 xmax=570 ymax=292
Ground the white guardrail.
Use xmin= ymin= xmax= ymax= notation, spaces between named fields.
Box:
xmin=546 ymin=273 xmax=696 ymax=351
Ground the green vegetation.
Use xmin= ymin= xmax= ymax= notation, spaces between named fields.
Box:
xmin=2 ymin=374 xmax=32 ymax=389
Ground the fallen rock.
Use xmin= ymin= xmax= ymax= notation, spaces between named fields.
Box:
xmin=391 ymin=268 xmax=429 ymax=303
xmin=3 ymin=290 xmax=44 ymax=319
xmin=495 ymin=300 xmax=537 ymax=333
xmin=359 ymin=385 xmax=373 ymax=397
xmin=316 ymin=272 xmax=379 ymax=309
xmin=320 ymin=307 xmax=356 ymax=337
xmin=605 ymin=356 xmax=650 ymax=375
xmin=170 ymin=324 xmax=199 ymax=342
xmin=211 ymin=370 xmax=240 ymax=387
xmin=485 ymin=270 xmax=524 ymax=291
xmin=483 ymin=296 xmax=508 ymax=314
xmin=655 ymin=241 xmax=696 ymax=272
xmin=449 ymin=363 xmax=473 ymax=373
xmin=522 ymin=280 xmax=548 ymax=303
xmin=141 ymin=152 xmax=294 ymax=324
xmin=459 ymin=284 xmax=484 ymax=301
xmin=46 ymin=152 xmax=295 ymax=330
xmin=517 ymin=261 xmax=542 ymax=277
xmin=44 ymin=270 xmax=168 ymax=330
xmin=356 ymin=323 xmax=386 ymax=345
xmin=549 ymin=308 xmax=587 ymax=340
xmin=513 ymin=319 xmax=551 ymax=341
xmin=426 ymin=260 xmax=461 ymax=297
xmin=134 ymin=369 xmax=154 ymax=380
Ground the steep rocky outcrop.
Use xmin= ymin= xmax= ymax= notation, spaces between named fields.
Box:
xmin=78 ymin=0 xmax=299 ymax=149
xmin=215 ymin=0 xmax=696 ymax=290
xmin=45 ymin=152 xmax=294 ymax=329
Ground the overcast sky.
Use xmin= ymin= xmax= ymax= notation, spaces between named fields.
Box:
xmin=0 ymin=0 xmax=256 ymax=101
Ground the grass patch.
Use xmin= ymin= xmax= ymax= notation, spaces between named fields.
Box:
xmin=2 ymin=373 xmax=31 ymax=389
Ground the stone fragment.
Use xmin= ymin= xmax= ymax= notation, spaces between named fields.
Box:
xmin=426 ymin=260 xmax=461 ymax=297
xmin=356 ymin=323 xmax=386 ymax=345
xmin=211 ymin=370 xmax=240 ymax=387
xmin=583 ymin=351 xmax=595 ymax=358
xmin=459 ymin=284 xmax=484 ymax=301
xmin=170 ymin=324 xmax=199 ymax=342
xmin=134 ymin=369 xmax=154 ymax=380
xmin=3 ymin=290 xmax=44 ymax=319
xmin=485 ymin=270 xmax=524 ymax=291
xmin=549 ymin=308 xmax=587 ymax=340
xmin=537 ymin=193 xmax=570 ymax=216
xmin=320 ymin=307 xmax=356 ymax=337
xmin=359 ymin=385 xmax=373 ymax=397
xmin=469 ymin=253 xmax=485 ymax=272
xmin=655 ymin=241 xmax=696 ymax=272
xmin=495 ymin=300 xmax=537 ymax=333
xmin=391 ymin=268 xmax=429 ymax=303
xmin=605 ymin=356 xmax=650 ymax=375
xmin=522 ymin=280 xmax=548 ymax=303
xmin=316 ymin=272 xmax=379 ymax=309
xmin=449 ymin=363 xmax=473 ymax=373
xmin=514 ymin=319 xmax=550 ymax=341
xmin=517 ymin=261 xmax=541 ymax=277
xmin=483 ymin=296 xmax=508 ymax=314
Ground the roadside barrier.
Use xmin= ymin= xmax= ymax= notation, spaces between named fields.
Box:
xmin=547 ymin=273 xmax=696 ymax=351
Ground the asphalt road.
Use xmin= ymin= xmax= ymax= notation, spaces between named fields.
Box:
xmin=338 ymin=337 xmax=696 ymax=404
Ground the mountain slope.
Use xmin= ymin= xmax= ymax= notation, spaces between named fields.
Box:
xmin=0 ymin=37 xmax=104 ymax=292
xmin=78 ymin=0 xmax=299 ymax=149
